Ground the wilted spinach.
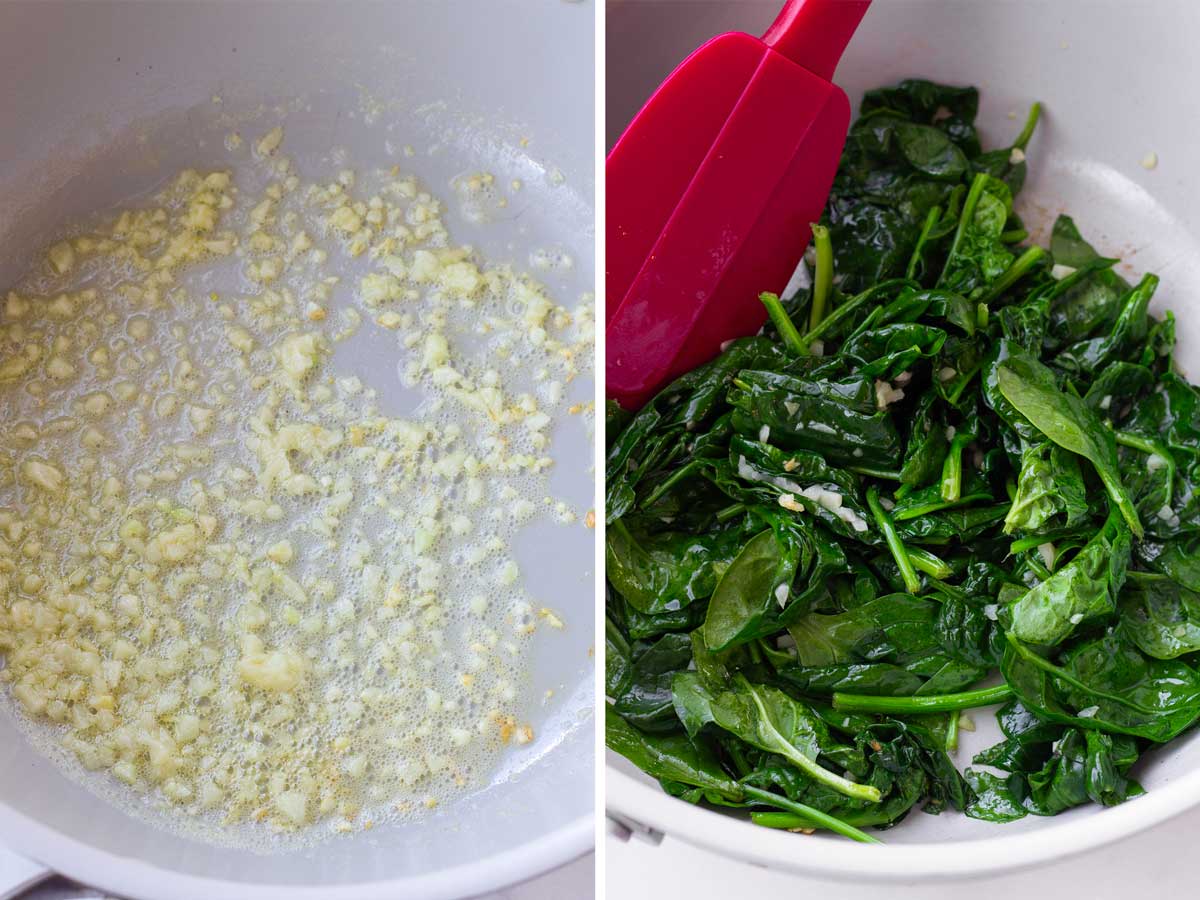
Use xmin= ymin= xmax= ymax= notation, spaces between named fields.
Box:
xmin=606 ymin=78 xmax=1200 ymax=844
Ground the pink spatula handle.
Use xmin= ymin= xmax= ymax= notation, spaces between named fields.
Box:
xmin=762 ymin=0 xmax=871 ymax=80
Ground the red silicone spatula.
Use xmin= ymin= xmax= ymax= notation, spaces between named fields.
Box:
xmin=606 ymin=0 xmax=871 ymax=410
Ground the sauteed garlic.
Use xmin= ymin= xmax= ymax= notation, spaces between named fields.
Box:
xmin=0 ymin=127 xmax=593 ymax=835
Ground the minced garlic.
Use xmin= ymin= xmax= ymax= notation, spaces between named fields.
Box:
xmin=0 ymin=124 xmax=591 ymax=842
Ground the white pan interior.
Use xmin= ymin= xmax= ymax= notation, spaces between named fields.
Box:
xmin=0 ymin=2 xmax=594 ymax=897
xmin=607 ymin=0 xmax=1200 ymax=881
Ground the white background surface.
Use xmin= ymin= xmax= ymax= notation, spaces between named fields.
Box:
xmin=608 ymin=806 xmax=1198 ymax=900
xmin=8 ymin=851 xmax=594 ymax=899
xmin=494 ymin=853 xmax=593 ymax=900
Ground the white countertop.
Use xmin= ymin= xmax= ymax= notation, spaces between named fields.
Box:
xmin=1 ymin=850 xmax=594 ymax=900
xmin=492 ymin=852 xmax=593 ymax=900
xmin=607 ymin=806 xmax=1198 ymax=899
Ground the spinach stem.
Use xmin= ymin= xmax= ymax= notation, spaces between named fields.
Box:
xmin=751 ymin=811 xmax=826 ymax=831
xmin=1013 ymin=101 xmax=1043 ymax=150
xmin=979 ymin=245 xmax=1047 ymax=303
xmin=1009 ymin=528 xmax=1076 ymax=554
xmin=929 ymin=580 xmax=967 ymax=602
xmin=726 ymin=740 xmax=754 ymax=777
xmin=742 ymin=679 xmax=883 ymax=802
xmin=944 ymin=183 xmax=966 ymax=221
xmin=906 ymin=205 xmax=941 ymax=281
xmin=1043 ymin=258 xmax=1115 ymax=303
xmin=638 ymin=459 xmax=703 ymax=509
xmin=758 ymin=292 xmax=807 ymax=356
xmin=847 ymin=465 xmax=903 ymax=481
xmin=1116 ymin=431 xmax=1165 ymax=456
xmin=938 ymin=173 xmax=990 ymax=289
xmin=832 ymin=684 xmax=1013 ymax=714
xmin=940 ymin=434 xmax=970 ymax=502
xmin=715 ymin=502 xmax=747 ymax=523
xmin=893 ymin=490 xmax=991 ymax=521
xmin=945 ymin=709 xmax=960 ymax=752
xmin=908 ymin=546 xmax=952 ymax=580
xmin=798 ymin=278 xmax=918 ymax=348
xmin=742 ymin=787 xmax=882 ymax=844
xmin=866 ymin=485 xmax=921 ymax=594
xmin=809 ymin=224 xmax=834 ymax=332
xmin=1000 ymin=228 xmax=1028 ymax=244
xmin=846 ymin=305 xmax=885 ymax=344
xmin=944 ymin=365 xmax=981 ymax=405
xmin=1026 ymin=553 xmax=1052 ymax=581
xmin=1098 ymin=463 xmax=1145 ymax=540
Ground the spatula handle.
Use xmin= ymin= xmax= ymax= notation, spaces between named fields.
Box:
xmin=761 ymin=0 xmax=871 ymax=81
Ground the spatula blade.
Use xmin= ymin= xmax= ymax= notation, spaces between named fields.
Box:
xmin=606 ymin=32 xmax=764 ymax=324
xmin=607 ymin=47 xmax=849 ymax=409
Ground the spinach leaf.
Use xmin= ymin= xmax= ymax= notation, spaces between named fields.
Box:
xmin=1004 ymin=442 xmax=1088 ymax=534
xmin=899 ymin=391 xmax=953 ymax=489
xmin=617 ymin=594 xmax=707 ymax=641
xmin=971 ymin=699 xmax=1061 ymax=773
xmin=1003 ymin=511 xmax=1131 ymax=646
xmin=998 ymin=293 xmax=1050 ymax=354
xmin=702 ymin=514 xmax=848 ymax=651
xmin=605 ymin=614 xmax=633 ymax=698
xmin=728 ymin=369 xmax=902 ymax=469
xmin=1054 ymin=274 xmax=1158 ymax=375
xmin=745 ymin=723 xmax=954 ymax=828
xmin=783 ymin=592 xmax=989 ymax=696
xmin=611 ymin=633 xmax=694 ymax=732
xmin=1046 ymin=215 xmax=1130 ymax=344
xmin=967 ymin=728 xmax=1142 ymax=822
xmin=1050 ymin=214 xmax=1109 ymax=268
xmin=840 ymin=322 xmax=948 ymax=378
xmin=895 ymin=121 xmax=969 ymax=181
xmin=1119 ymin=571 xmax=1200 ymax=659
xmin=1002 ymin=632 xmax=1200 ymax=742
xmin=1145 ymin=534 xmax=1200 ymax=592
xmin=678 ymin=675 xmax=882 ymax=802
xmin=702 ymin=529 xmax=793 ymax=652
xmin=995 ymin=346 xmax=1143 ymax=536
xmin=937 ymin=173 xmax=1015 ymax=300
xmin=606 ymin=337 xmax=785 ymax=521
xmin=893 ymin=503 xmax=1010 ymax=545
xmin=860 ymin=80 xmax=979 ymax=129
xmin=605 ymin=704 xmax=742 ymax=798
xmin=605 ymin=519 xmax=745 ymax=615
xmin=712 ymin=437 xmax=872 ymax=542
